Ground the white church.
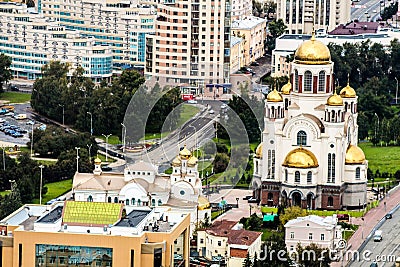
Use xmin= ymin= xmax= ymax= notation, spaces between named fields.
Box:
xmin=72 ymin=146 xmax=210 ymax=232
xmin=253 ymin=32 xmax=368 ymax=210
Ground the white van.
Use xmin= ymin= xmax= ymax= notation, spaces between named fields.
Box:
xmin=373 ymin=230 xmax=382 ymax=242
xmin=14 ymin=114 xmax=27 ymax=120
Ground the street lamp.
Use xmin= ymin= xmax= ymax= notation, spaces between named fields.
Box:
xmin=87 ymin=111 xmax=93 ymax=136
xmin=59 ymin=104 xmax=65 ymax=125
xmin=236 ymin=197 xmax=239 ymax=208
xmin=395 ymin=77 xmax=398 ymax=104
xmin=121 ymin=123 xmax=126 ymax=153
xmin=87 ymin=143 xmax=92 ymax=161
xmin=75 ymin=147 xmax=80 ymax=173
xmin=39 ymin=165 xmax=44 ymax=205
xmin=30 ymin=121 xmax=35 ymax=157
xmin=102 ymin=134 xmax=112 ymax=162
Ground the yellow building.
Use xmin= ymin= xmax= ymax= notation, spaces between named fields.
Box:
xmin=0 ymin=201 xmax=190 ymax=267
xmin=230 ymin=36 xmax=246 ymax=73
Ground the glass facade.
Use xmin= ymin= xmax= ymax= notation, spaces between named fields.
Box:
xmin=35 ymin=244 xmax=112 ymax=266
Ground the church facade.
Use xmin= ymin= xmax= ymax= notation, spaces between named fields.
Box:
xmin=72 ymin=146 xmax=210 ymax=233
xmin=253 ymin=33 xmax=368 ymax=210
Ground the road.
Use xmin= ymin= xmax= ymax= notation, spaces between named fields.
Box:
xmin=351 ymin=0 xmax=385 ymax=22
xmin=123 ymin=100 xmax=224 ymax=172
xmin=348 ymin=205 xmax=400 ymax=267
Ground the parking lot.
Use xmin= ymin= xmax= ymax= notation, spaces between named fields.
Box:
xmin=0 ymin=103 xmax=39 ymax=146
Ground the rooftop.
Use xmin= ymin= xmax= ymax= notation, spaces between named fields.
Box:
xmin=115 ymin=209 xmax=151 ymax=227
xmin=37 ymin=206 xmax=63 ymax=223
xmin=204 ymin=220 xmax=262 ymax=246
xmin=329 ymin=22 xmax=380 ymax=35
xmin=284 ymin=215 xmax=338 ymax=228
xmin=231 ymin=16 xmax=266 ymax=29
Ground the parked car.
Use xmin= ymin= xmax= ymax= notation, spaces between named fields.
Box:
xmin=26 ymin=120 xmax=35 ymax=125
xmin=4 ymin=112 xmax=14 ymax=117
xmin=0 ymin=118 xmax=5 ymax=123
xmin=208 ymin=110 xmax=215 ymax=114
xmin=14 ymin=114 xmax=27 ymax=120
xmin=385 ymin=213 xmax=392 ymax=219
xmin=101 ymin=166 xmax=113 ymax=171
xmin=187 ymin=100 xmax=197 ymax=104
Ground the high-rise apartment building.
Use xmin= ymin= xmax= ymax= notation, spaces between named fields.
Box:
xmin=39 ymin=0 xmax=156 ymax=71
xmin=276 ymin=0 xmax=351 ymax=34
xmin=145 ymin=0 xmax=231 ymax=89
xmin=230 ymin=0 xmax=252 ymax=20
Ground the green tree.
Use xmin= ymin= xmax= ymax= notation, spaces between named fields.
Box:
xmin=266 ymin=19 xmax=287 ymax=53
xmin=213 ymin=153 xmax=230 ymax=173
xmin=0 ymin=53 xmax=12 ymax=94
xmin=0 ymin=181 xmax=22 ymax=219
xmin=279 ymin=206 xmax=307 ymax=230
xmin=243 ymin=253 xmax=252 ymax=267
xmin=295 ymin=243 xmax=332 ymax=267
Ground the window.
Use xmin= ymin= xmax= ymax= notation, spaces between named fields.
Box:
xmin=218 ymin=241 xmax=221 ymax=246
xmin=355 ymin=167 xmax=361 ymax=180
xmin=327 ymin=196 xmax=333 ymax=207
xmin=151 ymin=199 xmax=155 ymax=206
xmin=200 ymin=238 xmax=204 ymax=244
xmin=268 ymin=193 xmax=273 ymax=200
xmin=290 ymin=232 xmax=294 ymax=239
xmin=158 ymin=199 xmax=162 ymax=206
xmin=180 ymin=190 xmax=185 ymax=195
xmin=126 ymin=199 xmax=129 ymax=205
xmin=87 ymin=195 xmax=93 ymax=202
xmin=304 ymin=71 xmax=312 ymax=92
xmin=307 ymin=171 xmax=312 ymax=184
xmin=294 ymin=70 xmax=299 ymax=91
xmin=132 ymin=198 xmax=135 ymax=205
xmin=114 ymin=197 xmax=118 ymax=203
xmin=321 ymin=234 xmax=325 ymax=240
xmin=295 ymin=171 xmax=300 ymax=183
xmin=328 ymin=153 xmax=335 ymax=183
xmin=297 ymin=131 xmax=307 ymax=146
xmin=308 ymin=233 xmax=313 ymax=240
xmin=285 ymin=169 xmax=288 ymax=182
xmin=318 ymin=71 xmax=325 ymax=91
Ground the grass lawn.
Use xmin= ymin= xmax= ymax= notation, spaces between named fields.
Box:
xmin=359 ymin=142 xmax=400 ymax=174
xmin=261 ymin=229 xmax=283 ymax=241
xmin=0 ymin=92 xmax=31 ymax=103
xmin=35 ymin=159 xmax=57 ymax=166
xmin=343 ymin=227 xmax=358 ymax=241
xmin=96 ymin=135 xmax=121 ymax=145
xmin=177 ymin=104 xmax=200 ymax=127
xmin=32 ymin=179 xmax=72 ymax=204
xmin=308 ymin=209 xmax=365 ymax=218
xmin=97 ymin=154 xmax=116 ymax=163
xmin=0 ymin=191 xmax=10 ymax=197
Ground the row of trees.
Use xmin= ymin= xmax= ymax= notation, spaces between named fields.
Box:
xmin=31 ymin=62 xmax=183 ymax=141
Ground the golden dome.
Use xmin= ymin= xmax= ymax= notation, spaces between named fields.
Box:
xmin=187 ymin=156 xmax=198 ymax=166
xmin=281 ymin=80 xmax=292 ymax=95
xmin=179 ymin=145 xmax=192 ymax=159
xmin=345 ymin=145 xmax=366 ymax=164
xmin=172 ymin=156 xmax=181 ymax=167
xmin=198 ymin=196 xmax=210 ymax=210
xmin=255 ymin=142 xmax=263 ymax=158
xmin=283 ymin=148 xmax=319 ymax=168
xmin=327 ymin=91 xmax=343 ymax=106
xmin=340 ymin=83 xmax=357 ymax=98
xmin=294 ymin=32 xmax=331 ymax=65
xmin=94 ymin=157 xmax=102 ymax=165
xmin=267 ymin=88 xmax=283 ymax=102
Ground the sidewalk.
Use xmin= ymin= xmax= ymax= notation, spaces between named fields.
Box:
xmin=332 ymin=185 xmax=400 ymax=266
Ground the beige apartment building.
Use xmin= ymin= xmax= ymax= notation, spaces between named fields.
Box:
xmin=145 ymin=0 xmax=231 ymax=89
xmin=231 ymin=16 xmax=267 ymax=66
xmin=284 ymin=215 xmax=343 ymax=252
xmin=231 ymin=0 xmax=252 ymax=20
xmin=276 ymin=0 xmax=351 ymax=34
xmin=230 ymin=36 xmax=245 ymax=73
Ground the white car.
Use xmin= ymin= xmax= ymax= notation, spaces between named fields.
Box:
xmin=221 ymin=104 xmax=227 ymax=109
xmin=187 ymin=100 xmax=197 ymax=104
xmin=0 ymin=118 xmax=5 ymax=123
xmin=209 ymin=110 xmax=215 ymax=114
xmin=5 ymin=112 xmax=14 ymax=117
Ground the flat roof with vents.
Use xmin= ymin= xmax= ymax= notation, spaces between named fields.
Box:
xmin=62 ymin=201 xmax=123 ymax=226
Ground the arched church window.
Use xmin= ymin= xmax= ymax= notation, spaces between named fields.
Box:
xmin=132 ymin=198 xmax=135 ymax=205
xmin=158 ymin=199 xmax=162 ymax=206
xmin=137 ymin=199 xmax=141 ymax=206
xmin=285 ymin=169 xmax=288 ymax=182
xmin=126 ymin=199 xmax=129 ymax=205
xmin=355 ymin=167 xmax=361 ymax=180
xmin=108 ymin=196 xmax=112 ymax=203
xmin=114 ymin=197 xmax=118 ymax=203
xmin=297 ymin=130 xmax=307 ymax=146
xmin=294 ymin=70 xmax=299 ymax=91
xmin=151 ymin=199 xmax=156 ymax=206
xmin=307 ymin=171 xmax=312 ymax=184
xmin=318 ymin=71 xmax=325 ymax=92
xmin=328 ymin=153 xmax=335 ymax=183
xmin=87 ymin=195 xmax=93 ymax=202
xmin=327 ymin=196 xmax=333 ymax=207
xmin=304 ymin=71 xmax=312 ymax=92
xmin=268 ymin=193 xmax=273 ymax=200
xmin=295 ymin=171 xmax=300 ymax=183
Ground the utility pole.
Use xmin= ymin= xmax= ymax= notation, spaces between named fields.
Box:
xmin=87 ymin=111 xmax=93 ymax=136
xmin=102 ymin=134 xmax=112 ymax=162
xmin=87 ymin=144 xmax=92 ymax=161
xmin=39 ymin=165 xmax=44 ymax=205
xmin=75 ymin=147 xmax=80 ymax=172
